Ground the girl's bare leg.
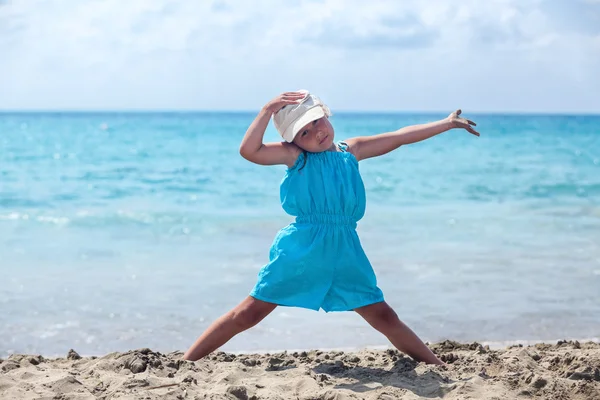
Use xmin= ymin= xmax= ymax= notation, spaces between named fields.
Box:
xmin=355 ymin=301 xmax=443 ymax=365
xmin=183 ymin=296 xmax=277 ymax=361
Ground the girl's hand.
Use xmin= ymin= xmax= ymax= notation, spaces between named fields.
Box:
xmin=264 ymin=92 xmax=307 ymax=114
xmin=447 ymin=109 xmax=480 ymax=136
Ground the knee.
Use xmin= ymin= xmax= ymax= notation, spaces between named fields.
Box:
xmin=369 ymin=305 xmax=400 ymax=332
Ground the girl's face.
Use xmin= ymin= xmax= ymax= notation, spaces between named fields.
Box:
xmin=293 ymin=117 xmax=335 ymax=152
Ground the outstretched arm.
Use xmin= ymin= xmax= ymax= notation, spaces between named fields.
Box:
xmin=239 ymin=92 xmax=305 ymax=167
xmin=346 ymin=110 xmax=479 ymax=161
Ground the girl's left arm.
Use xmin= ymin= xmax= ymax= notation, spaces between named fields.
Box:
xmin=346 ymin=110 xmax=479 ymax=161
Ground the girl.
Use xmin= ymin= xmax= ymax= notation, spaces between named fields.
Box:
xmin=183 ymin=90 xmax=479 ymax=365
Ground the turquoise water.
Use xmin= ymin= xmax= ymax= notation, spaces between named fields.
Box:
xmin=1 ymin=112 xmax=599 ymax=356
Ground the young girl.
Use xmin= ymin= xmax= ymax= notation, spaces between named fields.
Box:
xmin=183 ymin=90 xmax=479 ymax=365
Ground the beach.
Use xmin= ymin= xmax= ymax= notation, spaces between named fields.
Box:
xmin=1 ymin=340 xmax=599 ymax=399
xmin=3 ymin=1 xmax=599 ymax=397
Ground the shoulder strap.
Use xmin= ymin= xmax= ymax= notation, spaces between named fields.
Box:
xmin=337 ymin=141 xmax=349 ymax=152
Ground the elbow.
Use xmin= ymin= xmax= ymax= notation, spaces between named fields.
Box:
xmin=239 ymin=146 xmax=250 ymax=160
xmin=239 ymin=143 xmax=263 ymax=162
xmin=239 ymin=146 xmax=255 ymax=161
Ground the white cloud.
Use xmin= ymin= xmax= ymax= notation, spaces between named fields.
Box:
xmin=1 ymin=0 xmax=598 ymax=112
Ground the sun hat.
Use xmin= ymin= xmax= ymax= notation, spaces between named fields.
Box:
xmin=273 ymin=90 xmax=332 ymax=142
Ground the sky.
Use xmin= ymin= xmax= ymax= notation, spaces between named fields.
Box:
xmin=1 ymin=0 xmax=599 ymax=113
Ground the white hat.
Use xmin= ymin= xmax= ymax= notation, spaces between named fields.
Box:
xmin=273 ymin=90 xmax=332 ymax=142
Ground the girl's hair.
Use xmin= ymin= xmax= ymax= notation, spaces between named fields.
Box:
xmin=298 ymin=149 xmax=308 ymax=171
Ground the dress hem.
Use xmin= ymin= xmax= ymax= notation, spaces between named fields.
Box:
xmin=249 ymin=292 xmax=385 ymax=313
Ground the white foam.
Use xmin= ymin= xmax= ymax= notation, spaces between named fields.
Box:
xmin=0 ymin=212 xmax=21 ymax=220
xmin=36 ymin=216 xmax=70 ymax=225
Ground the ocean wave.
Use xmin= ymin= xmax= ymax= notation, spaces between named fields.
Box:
xmin=461 ymin=182 xmax=600 ymax=201
xmin=0 ymin=197 xmax=50 ymax=208
xmin=524 ymin=183 xmax=600 ymax=198
xmin=0 ymin=212 xmax=70 ymax=225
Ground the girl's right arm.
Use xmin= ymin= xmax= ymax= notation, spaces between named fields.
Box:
xmin=239 ymin=92 xmax=306 ymax=167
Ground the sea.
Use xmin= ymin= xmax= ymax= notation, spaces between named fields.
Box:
xmin=1 ymin=112 xmax=599 ymax=357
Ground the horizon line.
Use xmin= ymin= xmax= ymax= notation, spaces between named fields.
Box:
xmin=1 ymin=109 xmax=599 ymax=116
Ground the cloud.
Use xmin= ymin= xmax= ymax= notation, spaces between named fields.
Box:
xmin=541 ymin=0 xmax=600 ymax=36
xmin=303 ymin=13 xmax=439 ymax=50
xmin=0 ymin=0 xmax=598 ymax=112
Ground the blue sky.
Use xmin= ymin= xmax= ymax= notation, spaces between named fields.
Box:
xmin=1 ymin=0 xmax=599 ymax=113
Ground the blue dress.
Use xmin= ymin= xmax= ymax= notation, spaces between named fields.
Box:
xmin=250 ymin=142 xmax=384 ymax=312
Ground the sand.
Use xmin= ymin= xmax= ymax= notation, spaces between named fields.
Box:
xmin=1 ymin=340 xmax=599 ymax=399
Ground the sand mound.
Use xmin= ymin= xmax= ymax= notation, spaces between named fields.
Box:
xmin=1 ymin=341 xmax=599 ymax=399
